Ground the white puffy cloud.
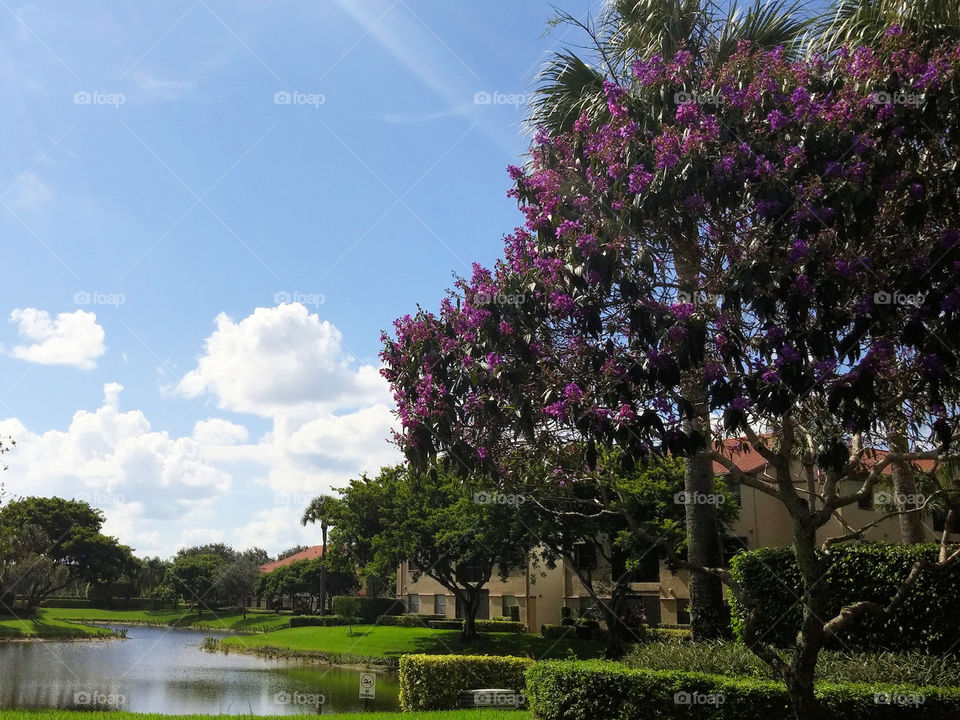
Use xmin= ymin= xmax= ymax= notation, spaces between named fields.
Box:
xmin=177 ymin=303 xmax=389 ymax=417
xmin=193 ymin=418 xmax=249 ymax=445
xmin=8 ymin=308 xmax=105 ymax=369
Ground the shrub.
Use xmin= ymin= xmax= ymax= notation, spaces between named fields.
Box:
xmin=730 ymin=544 xmax=960 ymax=653
xmin=331 ymin=596 xmax=403 ymax=621
xmin=288 ymin=615 xmax=348 ymax=628
xmin=542 ymin=624 xmax=577 ymax=639
xmin=525 ymin=660 xmax=960 ymax=720
xmin=476 ymin=620 xmax=526 ymax=633
xmin=428 ymin=620 xmax=464 ymax=630
xmin=399 ymin=654 xmax=533 ymax=711
xmin=41 ymin=598 xmax=91 ymax=608
xmin=645 ymin=627 xmax=692 ymax=643
xmin=376 ymin=613 xmax=445 ymax=627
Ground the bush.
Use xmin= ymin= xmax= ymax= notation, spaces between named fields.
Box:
xmin=288 ymin=615 xmax=348 ymax=628
xmin=428 ymin=620 xmax=464 ymax=630
xmin=542 ymin=624 xmax=577 ymax=639
xmin=399 ymin=654 xmax=533 ymax=711
xmin=331 ymin=596 xmax=403 ymax=621
xmin=41 ymin=598 xmax=91 ymax=608
xmin=730 ymin=544 xmax=960 ymax=653
xmin=645 ymin=627 xmax=692 ymax=643
xmin=376 ymin=613 xmax=445 ymax=627
xmin=525 ymin=660 xmax=960 ymax=720
xmin=476 ymin=619 xmax=526 ymax=633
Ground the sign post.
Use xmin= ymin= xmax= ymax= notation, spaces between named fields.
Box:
xmin=359 ymin=672 xmax=376 ymax=701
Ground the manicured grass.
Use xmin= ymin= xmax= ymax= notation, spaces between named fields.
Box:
xmin=41 ymin=607 xmax=289 ymax=632
xmin=0 ymin=711 xmax=528 ymax=720
xmin=0 ymin=614 xmax=116 ymax=639
xmin=219 ymin=623 xmax=602 ymax=664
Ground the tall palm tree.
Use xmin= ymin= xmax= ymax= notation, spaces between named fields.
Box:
xmin=813 ymin=0 xmax=960 ymax=52
xmin=526 ymin=0 xmax=814 ymax=640
xmin=301 ymin=495 xmax=338 ymax=614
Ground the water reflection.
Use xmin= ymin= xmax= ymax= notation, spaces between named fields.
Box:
xmin=0 ymin=624 xmax=399 ymax=714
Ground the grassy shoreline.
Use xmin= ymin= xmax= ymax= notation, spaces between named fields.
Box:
xmin=0 ymin=614 xmax=120 ymax=640
xmin=41 ymin=608 xmax=289 ymax=633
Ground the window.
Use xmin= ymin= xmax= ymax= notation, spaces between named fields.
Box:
xmin=574 ymin=543 xmax=597 ymax=570
xmin=676 ymin=599 xmax=690 ymax=625
xmin=458 ymin=556 xmax=486 ymax=583
xmin=434 ymin=594 xmax=446 ymax=616
xmin=722 ymin=536 xmax=750 ymax=567
xmin=502 ymin=595 xmax=519 ymax=621
xmin=407 ymin=594 xmax=420 ymax=613
xmin=408 ymin=558 xmax=421 ymax=573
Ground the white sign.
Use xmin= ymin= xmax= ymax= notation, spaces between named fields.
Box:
xmin=359 ymin=672 xmax=376 ymax=700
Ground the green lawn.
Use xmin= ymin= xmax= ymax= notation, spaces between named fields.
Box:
xmin=219 ymin=623 xmax=601 ymax=664
xmin=0 ymin=614 xmax=116 ymax=639
xmin=0 ymin=712 xmax=527 ymax=720
xmin=41 ymin=607 xmax=289 ymax=632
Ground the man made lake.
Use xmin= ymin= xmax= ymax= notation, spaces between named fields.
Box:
xmin=0 ymin=624 xmax=400 ymax=714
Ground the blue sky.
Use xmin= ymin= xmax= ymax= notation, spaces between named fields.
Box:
xmin=0 ymin=0 xmax=600 ymax=557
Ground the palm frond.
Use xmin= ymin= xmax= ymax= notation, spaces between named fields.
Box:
xmin=712 ymin=0 xmax=814 ymax=63
xmin=813 ymin=0 xmax=960 ymax=53
xmin=528 ymin=50 xmax=609 ymax=134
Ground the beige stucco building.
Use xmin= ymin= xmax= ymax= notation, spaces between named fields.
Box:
xmin=397 ymin=440 xmax=954 ymax=629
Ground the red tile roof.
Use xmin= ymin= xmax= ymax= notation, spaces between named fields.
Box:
xmin=712 ymin=436 xmax=937 ymax=476
xmin=259 ymin=545 xmax=325 ymax=573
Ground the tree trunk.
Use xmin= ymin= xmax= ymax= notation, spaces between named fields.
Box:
xmin=602 ymin=581 xmax=630 ymax=658
xmin=461 ymin=594 xmax=479 ymax=642
xmin=785 ymin=518 xmax=826 ymax=720
xmin=320 ymin=524 xmax=328 ymax=614
xmin=887 ymin=427 xmax=925 ymax=544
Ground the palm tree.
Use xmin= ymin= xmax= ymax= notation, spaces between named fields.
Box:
xmin=527 ymin=0 xmax=814 ymax=640
xmin=813 ymin=0 xmax=960 ymax=52
xmin=301 ymin=495 xmax=338 ymax=614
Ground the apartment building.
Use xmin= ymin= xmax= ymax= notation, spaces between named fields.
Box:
xmin=397 ymin=439 xmax=953 ymax=629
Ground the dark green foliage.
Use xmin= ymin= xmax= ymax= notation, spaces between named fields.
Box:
xmin=399 ymin=654 xmax=533 ymax=711
xmin=288 ymin=614 xmax=348 ymax=627
xmin=525 ymin=661 xmax=960 ymax=720
xmin=729 ymin=544 xmax=960 ymax=652
xmin=375 ymin=613 xmax=446 ymax=627
xmin=331 ymin=595 xmax=402 ymax=621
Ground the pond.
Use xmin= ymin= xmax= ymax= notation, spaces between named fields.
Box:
xmin=0 ymin=624 xmax=400 ymax=714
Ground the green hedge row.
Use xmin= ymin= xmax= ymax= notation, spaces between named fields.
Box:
xmin=399 ymin=654 xmax=533 ymax=711
xmin=424 ymin=619 xmax=526 ymax=632
xmin=288 ymin=614 xmax=348 ymax=627
xmin=525 ymin=660 xmax=960 ymax=720
xmin=331 ymin=596 xmax=403 ymax=621
xmin=542 ymin=623 xmax=606 ymax=640
xmin=730 ymin=544 xmax=960 ymax=652
xmin=375 ymin=613 xmax=446 ymax=627
xmin=41 ymin=597 xmax=176 ymax=610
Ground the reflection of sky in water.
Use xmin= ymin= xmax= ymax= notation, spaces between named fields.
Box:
xmin=0 ymin=624 xmax=398 ymax=714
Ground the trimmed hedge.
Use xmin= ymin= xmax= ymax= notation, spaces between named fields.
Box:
xmin=428 ymin=620 xmax=465 ymax=630
xmin=41 ymin=597 xmax=176 ymax=610
xmin=376 ymin=613 xmax=446 ymax=627
xmin=525 ymin=660 xmax=960 ymax=720
xmin=646 ymin=627 xmax=692 ymax=643
xmin=730 ymin=544 xmax=960 ymax=652
xmin=477 ymin=620 xmax=526 ymax=633
xmin=542 ymin=624 xmax=577 ymax=639
xmin=288 ymin=614 xmax=348 ymax=627
xmin=331 ymin=596 xmax=403 ymax=621
xmin=399 ymin=654 xmax=533 ymax=711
